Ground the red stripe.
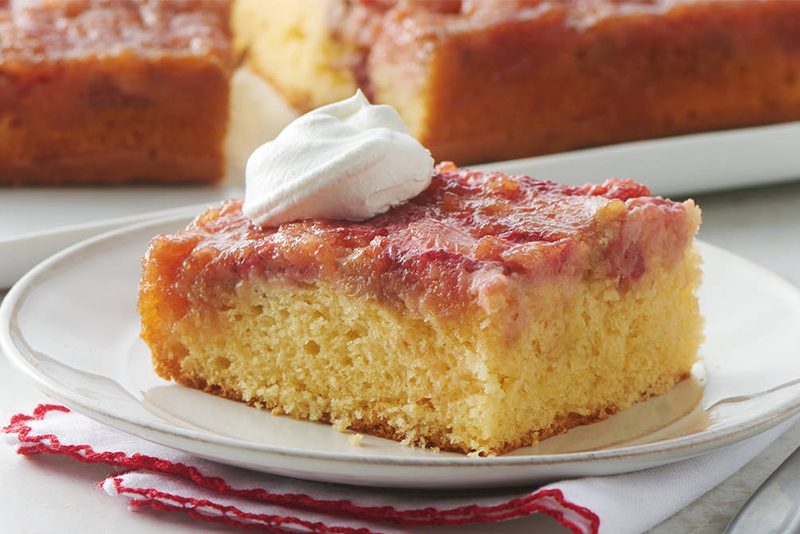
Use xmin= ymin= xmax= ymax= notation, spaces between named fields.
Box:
xmin=4 ymin=404 xmax=599 ymax=533
xmin=109 ymin=476 xmax=378 ymax=534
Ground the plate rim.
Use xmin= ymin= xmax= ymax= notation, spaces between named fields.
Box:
xmin=0 ymin=199 xmax=223 ymax=246
xmin=473 ymin=119 xmax=800 ymax=175
xmin=4 ymin=213 xmax=800 ymax=472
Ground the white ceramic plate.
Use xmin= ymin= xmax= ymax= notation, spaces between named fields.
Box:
xmin=3 ymin=214 xmax=800 ymax=489
xmin=474 ymin=120 xmax=800 ymax=197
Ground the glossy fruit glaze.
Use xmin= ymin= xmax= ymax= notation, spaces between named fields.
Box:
xmin=141 ymin=163 xmax=698 ymax=319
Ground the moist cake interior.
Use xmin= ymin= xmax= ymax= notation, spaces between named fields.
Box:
xmin=139 ymin=164 xmax=703 ymax=455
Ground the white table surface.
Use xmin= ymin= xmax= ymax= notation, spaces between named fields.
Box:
xmin=3 ymin=179 xmax=800 ymax=534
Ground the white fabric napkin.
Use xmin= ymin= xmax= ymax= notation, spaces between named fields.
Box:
xmin=2 ymin=403 xmax=788 ymax=534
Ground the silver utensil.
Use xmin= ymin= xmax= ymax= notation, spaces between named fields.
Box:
xmin=724 ymin=443 xmax=800 ymax=533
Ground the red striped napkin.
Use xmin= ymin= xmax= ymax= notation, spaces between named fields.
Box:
xmin=2 ymin=404 xmax=786 ymax=534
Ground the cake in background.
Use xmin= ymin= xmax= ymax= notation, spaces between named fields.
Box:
xmin=233 ymin=0 xmax=800 ymax=165
xmin=0 ymin=0 xmax=232 ymax=185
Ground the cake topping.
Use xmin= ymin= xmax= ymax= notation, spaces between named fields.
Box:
xmin=243 ymin=90 xmax=434 ymax=227
xmin=165 ymin=165 xmax=698 ymax=321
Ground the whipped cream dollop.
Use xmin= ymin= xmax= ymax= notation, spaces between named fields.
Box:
xmin=243 ymin=90 xmax=434 ymax=227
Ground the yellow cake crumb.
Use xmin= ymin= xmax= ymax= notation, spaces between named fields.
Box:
xmin=143 ymin=249 xmax=702 ymax=455
xmin=138 ymin=173 xmax=703 ymax=456
xmin=332 ymin=419 xmax=349 ymax=433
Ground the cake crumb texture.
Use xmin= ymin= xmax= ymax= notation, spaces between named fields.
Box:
xmin=139 ymin=167 xmax=702 ymax=455
xmin=140 ymin=229 xmax=702 ymax=455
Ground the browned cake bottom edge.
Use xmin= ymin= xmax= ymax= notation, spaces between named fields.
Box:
xmin=172 ymin=370 xmax=691 ymax=456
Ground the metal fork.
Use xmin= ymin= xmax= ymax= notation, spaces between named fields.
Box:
xmin=724 ymin=443 xmax=800 ymax=533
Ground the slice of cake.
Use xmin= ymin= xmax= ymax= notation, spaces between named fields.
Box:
xmin=0 ymin=0 xmax=232 ymax=185
xmin=233 ymin=0 xmax=800 ymax=164
xmin=138 ymin=162 xmax=703 ymax=455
